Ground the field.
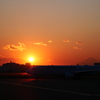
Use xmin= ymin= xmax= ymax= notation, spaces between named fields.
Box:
xmin=0 ymin=73 xmax=100 ymax=99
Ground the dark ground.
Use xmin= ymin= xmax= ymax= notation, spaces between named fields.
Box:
xmin=0 ymin=73 xmax=100 ymax=100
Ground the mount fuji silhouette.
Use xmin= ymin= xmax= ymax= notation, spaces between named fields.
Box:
xmin=78 ymin=58 xmax=100 ymax=65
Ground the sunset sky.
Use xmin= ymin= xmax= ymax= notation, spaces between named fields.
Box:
xmin=0 ymin=0 xmax=100 ymax=65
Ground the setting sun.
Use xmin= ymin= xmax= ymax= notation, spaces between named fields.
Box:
xmin=28 ymin=57 xmax=34 ymax=62
xmin=0 ymin=0 xmax=100 ymax=66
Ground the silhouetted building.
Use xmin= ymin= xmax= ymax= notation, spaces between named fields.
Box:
xmin=0 ymin=62 xmax=30 ymax=73
xmin=94 ymin=63 xmax=100 ymax=66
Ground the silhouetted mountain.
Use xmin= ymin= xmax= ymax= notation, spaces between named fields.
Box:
xmin=78 ymin=58 xmax=100 ymax=65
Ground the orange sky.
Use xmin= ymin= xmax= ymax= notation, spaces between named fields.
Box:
xmin=0 ymin=0 xmax=100 ymax=65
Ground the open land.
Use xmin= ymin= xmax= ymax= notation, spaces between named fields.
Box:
xmin=0 ymin=73 xmax=100 ymax=100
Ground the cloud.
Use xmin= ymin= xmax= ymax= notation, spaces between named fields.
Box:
xmin=3 ymin=42 xmax=26 ymax=51
xmin=0 ymin=55 xmax=12 ymax=65
xmin=47 ymin=59 xmax=53 ymax=62
xmin=76 ymin=41 xmax=83 ymax=44
xmin=63 ymin=39 xmax=70 ymax=42
xmin=0 ymin=55 xmax=6 ymax=59
xmin=0 ymin=56 xmax=26 ymax=66
xmin=33 ymin=42 xmax=47 ymax=46
xmin=73 ymin=47 xmax=81 ymax=50
xmin=48 ymin=40 xmax=52 ymax=43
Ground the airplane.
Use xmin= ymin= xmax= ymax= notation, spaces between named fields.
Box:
xmin=27 ymin=64 xmax=100 ymax=79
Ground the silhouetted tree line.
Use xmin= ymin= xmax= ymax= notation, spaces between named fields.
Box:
xmin=0 ymin=62 xmax=31 ymax=73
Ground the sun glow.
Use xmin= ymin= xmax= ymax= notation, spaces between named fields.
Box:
xmin=28 ymin=57 xmax=34 ymax=62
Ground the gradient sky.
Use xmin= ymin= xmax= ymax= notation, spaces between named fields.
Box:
xmin=0 ymin=0 xmax=100 ymax=65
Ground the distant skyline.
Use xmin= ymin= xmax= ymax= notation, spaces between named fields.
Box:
xmin=0 ymin=0 xmax=100 ymax=65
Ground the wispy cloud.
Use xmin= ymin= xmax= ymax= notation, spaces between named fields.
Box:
xmin=0 ymin=55 xmax=12 ymax=65
xmin=33 ymin=42 xmax=47 ymax=46
xmin=0 ymin=56 xmax=26 ymax=66
xmin=47 ymin=59 xmax=53 ymax=62
xmin=63 ymin=39 xmax=70 ymax=42
xmin=3 ymin=42 xmax=26 ymax=51
xmin=0 ymin=55 xmax=7 ymax=59
xmin=76 ymin=41 xmax=83 ymax=44
xmin=48 ymin=40 xmax=52 ymax=43
xmin=73 ymin=47 xmax=81 ymax=50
